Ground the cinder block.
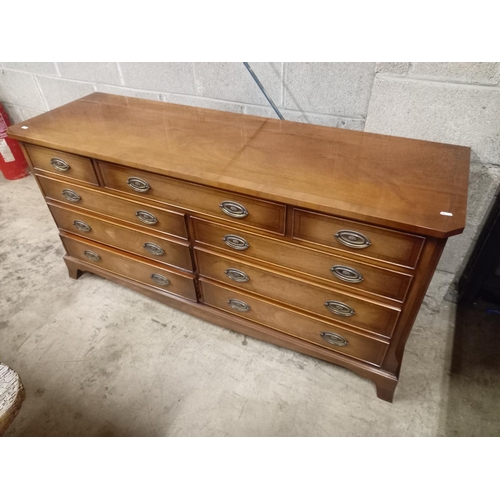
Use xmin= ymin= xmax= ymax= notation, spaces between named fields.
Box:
xmin=1 ymin=62 xmax=58 ymax=75
xmin=337 ymin=118 xmax=365 ymax=131
xmin=284 ymin=63 xmax=375 ymax=117
xmin=162 ymin=93 xmax=244 ymax=114
xmin=20 ymin=108 xmax=44 ymax=120
xmin=281 ymin=110 xmax=339 ymax=127
xmin=58 ymin=63 xmax=121 ymax=85
xmin=96 ymin=84 xmax=161 ymax=101
xmin=244 ymin=105 xmax=276 ymax=118
xmin=120 ymin=63 xmax=194 ymax=94
xmin=36 ymin=76 xmax=95 ymax=109
xmin=375 ymin=62 xmax=409 ymax=75
xmin=409 ymin=62 xmax=500 ymax=85
xmin=0 ymin=69 xmax=46 ymax=109
xmin=466 ymin=163 xmax=500 ymax=226
xmin=194 ymin=62 xmax=282 ymax=106
xmin=437 ymin=223 xmax=480 ymax=275
xmin=365 ymin=77 xmax=500 ymax=164
xmin=2 ymin=104 xmax=24 ymax=124
xmin=423 ymin=270 xmax=455 ymax=312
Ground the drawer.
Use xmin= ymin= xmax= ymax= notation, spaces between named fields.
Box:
xmin=192 ymin=218 xmax=413 ymax=303
xmin=60 ymin=234 xmax=197 ymax=301
xmin=98 ymin=161 xmax=286 ymax=235
xmin=25 ymin=144 xmax=98 ymax=185
xmin=37 ymin=175 xmax=188 ymax=239
xmin=195 ymin=248 xmax=400 ymax=337
xmin=49 ymin=203 xmax=193 ymax=272
xmin=200 ymin=279 xmax=388 ymax=366
xmin=293 ymin=209 xmax=425 ymax=269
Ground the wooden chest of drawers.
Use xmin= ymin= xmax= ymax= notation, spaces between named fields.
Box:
xmin=8 ymin=93 xmax=470 ymax=402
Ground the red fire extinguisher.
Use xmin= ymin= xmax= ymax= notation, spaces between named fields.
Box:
xmin=0 ymin=104 xmax=30 ymax=180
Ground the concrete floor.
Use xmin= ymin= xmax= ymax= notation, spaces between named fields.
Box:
xmin=1 ymin=174 xmax=499 ymax=436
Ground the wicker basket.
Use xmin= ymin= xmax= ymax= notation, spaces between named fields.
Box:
xmin=0 ymin=363 xmax=26 ymax=436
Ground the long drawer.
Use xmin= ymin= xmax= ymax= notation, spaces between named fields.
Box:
xmin=60 ymin=234 xmax=197 ymax=301
xmin=195 ymin=248 xmax=400 ymax=337
xmin=192 ymin=218 xmax=413 ymax=303
xmin=98 ymin=161 xmax=286 ymax=234
xmin=49 ymin=203 xmax=193 ymax=271
xmin=293 ymin=208 xmax=425 ymax=269
xmin=38 ymin=175 xmax=188 ymax=239
xmin=200 ymin=279 xmax=388 ymax=366
xmin=26 ymin=144 xmax=98 ymax=185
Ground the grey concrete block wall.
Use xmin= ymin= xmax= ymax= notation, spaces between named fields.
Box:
xmin=1 ymin=61 xmax=499 ymax=304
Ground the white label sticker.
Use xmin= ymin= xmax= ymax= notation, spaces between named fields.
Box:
xmin=0 ymin=138 xmax=15 ymax=162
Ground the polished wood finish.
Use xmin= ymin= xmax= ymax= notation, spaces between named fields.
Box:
xmin=293 ymin=208 xmax=425 ymax=269
xmin=60 ymin=233 xmax=197 ymax=301
xmin=9 ymin=92 xmax=470 ymax=403
xmin=99 ymin=161 xmax=286 ymax=235
xmin=195 ymin=248 xmax=400 ymax=337
xmin=38 ymin=174 xmax=188 ymax=238
xmin=199 ymin=279 xmax=389 ymax=365
xmin=193 ymin=217 xmax=413 ymax=303
xmin=25 ymin=144 xmax=98 ymax=185
xmin=48 ymin=203 xmax=193 ymax=271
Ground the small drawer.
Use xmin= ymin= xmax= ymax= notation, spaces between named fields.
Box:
xmin=25 ymin=144 xmax=98 ymax=185
xmin=37 ymin=175 xmax=188 ymax=239
xmin=195 ymin=248 xmax=400 ymax=337
xmin=200 ymin=279 xmax=388 ymax=366
xmin=98 ymin=161 xmax=286 ymax=235
xmin=293 ymin=209 xmax=425 ymax=269
xmin=192 ymin=218 xmax=413 ymax=303
xmin=60 ymin=234 xmax=197 ymax=301
xmin=49 ymin=203 xmax=193 ymax=271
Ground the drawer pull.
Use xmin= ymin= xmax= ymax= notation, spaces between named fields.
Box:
xmin=135 ymin=210 xmax=158 ymax=225
xmin=143 ymin=242 xmax=165 ymax=256
xmin=150 ymin=273 xmax=170 ymax=286
xmin=335 ymin=230 xmax=371 ymax=249
xmin=320 ymin=331 xmax=348 ymax=347
xmin=50 ymin=157 xmax=70 ymax=172
xmin=324 ymin=300 xmax=355 ymax=317
xmin=330 ymin=265 xmax=364 ymax=283
xmin=224 ymin=268 xmax=250 ymax=283
xmin=127 ymin=177 xmax=151 ymax=193
xmin=228 ymin=299 xmax=251 ymax=312
xmin=62 ymin=189 xmax=81 ymax=202
xmin=73 ymin=220 xmax=91 ymax=232
xmin=83 ymin=250 xmax=100 ymax=261
xmin=220 ymin=201 xmax=249 ymax=219
xmin=223 ymin=234 xmax=249 ymax=251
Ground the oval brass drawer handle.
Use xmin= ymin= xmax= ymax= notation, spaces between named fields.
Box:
xmin=83 ymin=250 xmax=100 ymax=261
xmin=150 ymin=273 xmax=170 ymax=286
xmin=222 ymin=234 xmax=249 ymax=251
xmin=224 ymin=268 xmax=250 ymax=283
xmin=50 ymin=157 xmax=70 ymax=172
xmin=220 ymin=201 xmax=249 ymax=218
xmin=127 ymin=177 xmax=151 ymax=193
xmin=62 ymin=189 xmax=80 ymax=202
xmin=143 ymin=242 xmax=165 ymax=256
xmin=320 ymin=331 xmax=348 ymax=347
xmin=135 ymin=210 xmax=158 ymax=225
xmin=228 ymin=299 xmax=251 ymax=312
xmin=73 ymin=220 xmax=91 ymax=232
xmin=330 ymin=265 xmax=364 ymax=283
xmin=325 ymin=300 xmax=355 ymax=317
xmin=335 ymin=230 xmax=371 ymax=249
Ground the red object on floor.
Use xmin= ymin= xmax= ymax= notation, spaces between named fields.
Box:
xmin=0 ymin=104 xmax=30 ymax=180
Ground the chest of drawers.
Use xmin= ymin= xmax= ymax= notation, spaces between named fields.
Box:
xmin=8 ymin=93 xmax=470 ymax=402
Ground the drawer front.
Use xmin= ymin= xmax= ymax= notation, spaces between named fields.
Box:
xmin=193 ymin=218 xmax=412 ymax=303
xmin=49 ymin=204 xmax=193 ymax=271
xmin=25 ymin=144 xmax=98 ymax=185
xmin=98 ymin=161 xmax=286 ymax=234
xmin=293 ymin=209 xmax=425 ymax=269
xmin=200 ymin=279 xmax=388 ymax=366
xmin=195 ymin=249 xmax=400 ymax=337
xmin=61 ymin=234 xmax=197 ymax=301
xmin=38 ymin=175 xmax=188 ymax=239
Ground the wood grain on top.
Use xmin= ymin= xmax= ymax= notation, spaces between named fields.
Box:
xmin=8 ymin=92 xmax=471 ymax=237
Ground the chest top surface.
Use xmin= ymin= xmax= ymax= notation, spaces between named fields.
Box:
xmin=8 ymin=92 xmax=470 ymax=238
